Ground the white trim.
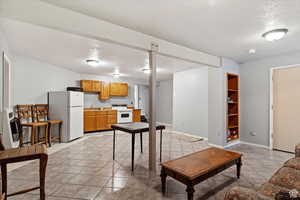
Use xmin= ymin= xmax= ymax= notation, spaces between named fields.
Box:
xmin=269 ymin=64 xmax=300 ymax=150
xmin=224 ymin=140 xmax=240 ymax=148
xmin=208 ymin=143 xmax=224 ymax=149
xmin=171 ymin=130 xmax=207 ymax=140
xmin=157 ymin=122 xmax=172 ymax=127
xmin=240 ymin=141 xmax=271 ymax=149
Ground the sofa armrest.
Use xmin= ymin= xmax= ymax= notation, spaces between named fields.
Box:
xmin=224 ymin=186 xmax=272 ymax=200
xmin=296 ymin=143 xmax=300 ymax=157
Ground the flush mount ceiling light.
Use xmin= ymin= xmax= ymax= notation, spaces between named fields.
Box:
xmin=249 ymin=49 xmax=256 ymax=54
xmin=262 ymin=28 xmax=288 ymax=42
xmin=86 ymin=59 xmax=100 ymax=67
xmin=112 ymin=72 xmax=121 ymax=78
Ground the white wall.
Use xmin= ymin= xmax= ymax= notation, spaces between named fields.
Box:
xmin=240 ymin=52 xmax=300 ymax=147
xmin=157 ymin=79 xmax=173 ymax=125
xmin=207 ymin=58 xmax=240 ymax=146
xmin=12 ymin=56 xmax=80 ymax=105
xmin=173 ymin=67 xmax=208 ymax=138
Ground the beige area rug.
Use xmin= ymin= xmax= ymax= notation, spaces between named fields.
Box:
xmin=172 ymin=132 xmax=204 ymax=143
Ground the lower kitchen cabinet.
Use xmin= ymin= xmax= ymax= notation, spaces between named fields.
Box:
xmin=96 ymin=112 xmax=107 ymax=130
xmin=84 ymin=110 xmax=117 ymax=132
xmin=84 ymin=111 xmax=97 ymax=132
xmin=133 ymin=109 xmax=141 ymax=122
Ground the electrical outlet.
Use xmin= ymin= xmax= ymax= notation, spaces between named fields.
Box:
xmin=250 ymin=131 xmax=256 ymax=136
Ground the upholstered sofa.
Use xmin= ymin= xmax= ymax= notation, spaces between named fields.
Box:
xmin=224 ymin=144 xmax=300 ymax=200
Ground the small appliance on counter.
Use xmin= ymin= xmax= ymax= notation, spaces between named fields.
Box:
xmin=48 ymin=91 xmax=84 ymax=142
xmin=66 ymin=87 xmax=83 ymax=92
xmin=112 ymin=104 xmax=133 ymax=123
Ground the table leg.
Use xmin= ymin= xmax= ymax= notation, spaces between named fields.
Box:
xmin=236 ymin=157 xmax=242 ymax=179
xmin=160 ymin=167 xmax=167 ymax=195
xmin=1 ymin=164 xmax=7 ymax=200
xmin=113 ymin=129 xmax=116 ymax=160
xmin=140 ymin=132 xmax=143 ymax=153
xmin=131 ymin=133 xmax=135 ymax=171
xmin=186 ymin=184 xmax=195 ymax=200
xmin=160 ymin=129 xmax=162 ymax=162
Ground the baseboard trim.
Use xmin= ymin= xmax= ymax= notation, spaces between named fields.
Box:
xmin=240 ymin=141 xmax=271 ymax=149
xmin=224 ymin=140 xmax=240 ymax=148
xmin=171 ymin=130 xmax=207 ymax=140
xmin=208 ymin=143 xmax=224 ymax=149
xmin=157 ymin=122 xmax=172 ymax=127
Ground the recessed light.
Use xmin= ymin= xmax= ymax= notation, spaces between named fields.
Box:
xmin=142 ymin=68 xmax=151 ymax=74
xmin=262 ymin=28 xmax=288 ymax=42
xmin=86 ymin=59 xmax=100 ymax=67
xmin=249 ymin=49 xmax=256 ymax=54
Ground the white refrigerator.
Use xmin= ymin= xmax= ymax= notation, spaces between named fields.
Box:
xmin=48 ymin=91 xmax=84 ymax=142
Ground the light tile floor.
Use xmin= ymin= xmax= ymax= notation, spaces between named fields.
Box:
xmin=1 ymin=130 xmax=293 ymax=200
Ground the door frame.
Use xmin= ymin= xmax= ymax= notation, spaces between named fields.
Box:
xmin=269 ymin=64 xmax=300 ymax=150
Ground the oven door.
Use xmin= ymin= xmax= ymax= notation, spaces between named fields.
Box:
xmin=118 ymin=111 xmax=133 ymax=123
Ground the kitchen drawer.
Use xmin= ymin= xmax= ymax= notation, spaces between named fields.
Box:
xmin=107 ymin=110 xmax=117 ymax=115
xmin=84 ymin=111 xmax=97 ymax=116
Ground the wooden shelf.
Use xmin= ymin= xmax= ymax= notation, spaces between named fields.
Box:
xmin=228 ymin=89 xmax=239 ymax=92
xmin=226 ymin=73 xmax=240 ymax=143
xmin=228 ymin=114 xmax=238 ymax=117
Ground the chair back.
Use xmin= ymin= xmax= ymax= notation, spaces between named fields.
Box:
xmin=34 ymin=104 xmax=49 ymax=122
xmin=15 ymin=105 xmax=34 ymax=123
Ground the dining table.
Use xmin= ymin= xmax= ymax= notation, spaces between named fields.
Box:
xmin=111 ymin=122 xmax=166 ymax=171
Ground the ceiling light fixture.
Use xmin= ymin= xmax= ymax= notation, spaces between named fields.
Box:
xmin=262 ymin=28 xmax=288 ymax=42
xmin=249 ymin=49 xmax=256 ymax=54
xmin=86 ymin=59 xmax=100 ymax=67
xmin=112 ymin=72 xmax=121 ymax=78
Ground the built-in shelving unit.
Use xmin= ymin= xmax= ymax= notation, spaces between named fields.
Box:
xmin=227 ymin=73 xmax=240 ymax=142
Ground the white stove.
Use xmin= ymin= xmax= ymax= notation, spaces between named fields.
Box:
xmin=112 ymin=104 xmax=133 ymax=123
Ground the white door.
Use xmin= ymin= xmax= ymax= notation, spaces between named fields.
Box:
xmin=68 ymin=107 xmax=83 ymax=141
xmin=273 ymin=66 xmax=300 ymax=152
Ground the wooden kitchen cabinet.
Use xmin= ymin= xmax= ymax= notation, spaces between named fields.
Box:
xmin=80 ymin=80 xmax=102 ymax=92
xmin=107 ymin=110 xmax=117 ymax=128
xmin=84 ymin=111 xmax=97 ymax=132
xmin=84 ymin=110 xmax=117 ymax=132
xmin=96 ymin=112 xmax=107 ymax=130
xmin=109 ymin=82 xmax=128 ymax=96
xmin=99 ymin=82 xmax=110 ymax=100
xmin=133 ymin=109 xmax=141 ymax=122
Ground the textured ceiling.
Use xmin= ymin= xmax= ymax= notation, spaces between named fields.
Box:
xmin=42 ymin=0 xmax=300 ymax=63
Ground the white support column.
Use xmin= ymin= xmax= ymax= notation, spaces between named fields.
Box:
xmin=149 ymin=43 xmax=158 ymax=171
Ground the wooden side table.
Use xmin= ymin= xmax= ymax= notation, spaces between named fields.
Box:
xmin=160 ymin=147 xmax=242 ymax=200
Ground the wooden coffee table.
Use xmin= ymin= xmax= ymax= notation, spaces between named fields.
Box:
xmin=160 ymin=147 xmax=242 ymax=200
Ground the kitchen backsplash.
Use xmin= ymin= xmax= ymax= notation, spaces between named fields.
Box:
xmin=84 ymin=85 xmax=135 ymax=108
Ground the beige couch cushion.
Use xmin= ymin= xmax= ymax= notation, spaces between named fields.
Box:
xmin=269 ymin=167 xmax=300 ymax=190
xmin=284 ymin=158 xmax=300 ymax=170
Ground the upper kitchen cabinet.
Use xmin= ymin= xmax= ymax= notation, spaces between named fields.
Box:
xmin=99 ymin=82 xmax=110 ymax=100
xmin=110 ymin=82 xmax=128 ymax=96
xmin=80 ymin=80 xmax=102 ymax=92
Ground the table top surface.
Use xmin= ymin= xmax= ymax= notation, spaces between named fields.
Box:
xmin=111 ymin=122 xmax=165 ymax=133
xmin=161 ymin=147 xmax=242 ymax=180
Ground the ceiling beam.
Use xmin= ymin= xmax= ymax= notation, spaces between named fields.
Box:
xmin=0 ymin=0 xmax=221 ymax=67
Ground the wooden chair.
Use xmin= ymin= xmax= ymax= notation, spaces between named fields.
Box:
xmin=34 ymin=104 xmax=62 ymax=147
xmin=15 ymin=105 xmax=49 ymax=146
xmin=0 ymin=137 xmax=48 ymax=200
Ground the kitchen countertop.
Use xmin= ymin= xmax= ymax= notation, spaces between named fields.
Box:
xmin=84 ymin=108 xmax=141 ymax=111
